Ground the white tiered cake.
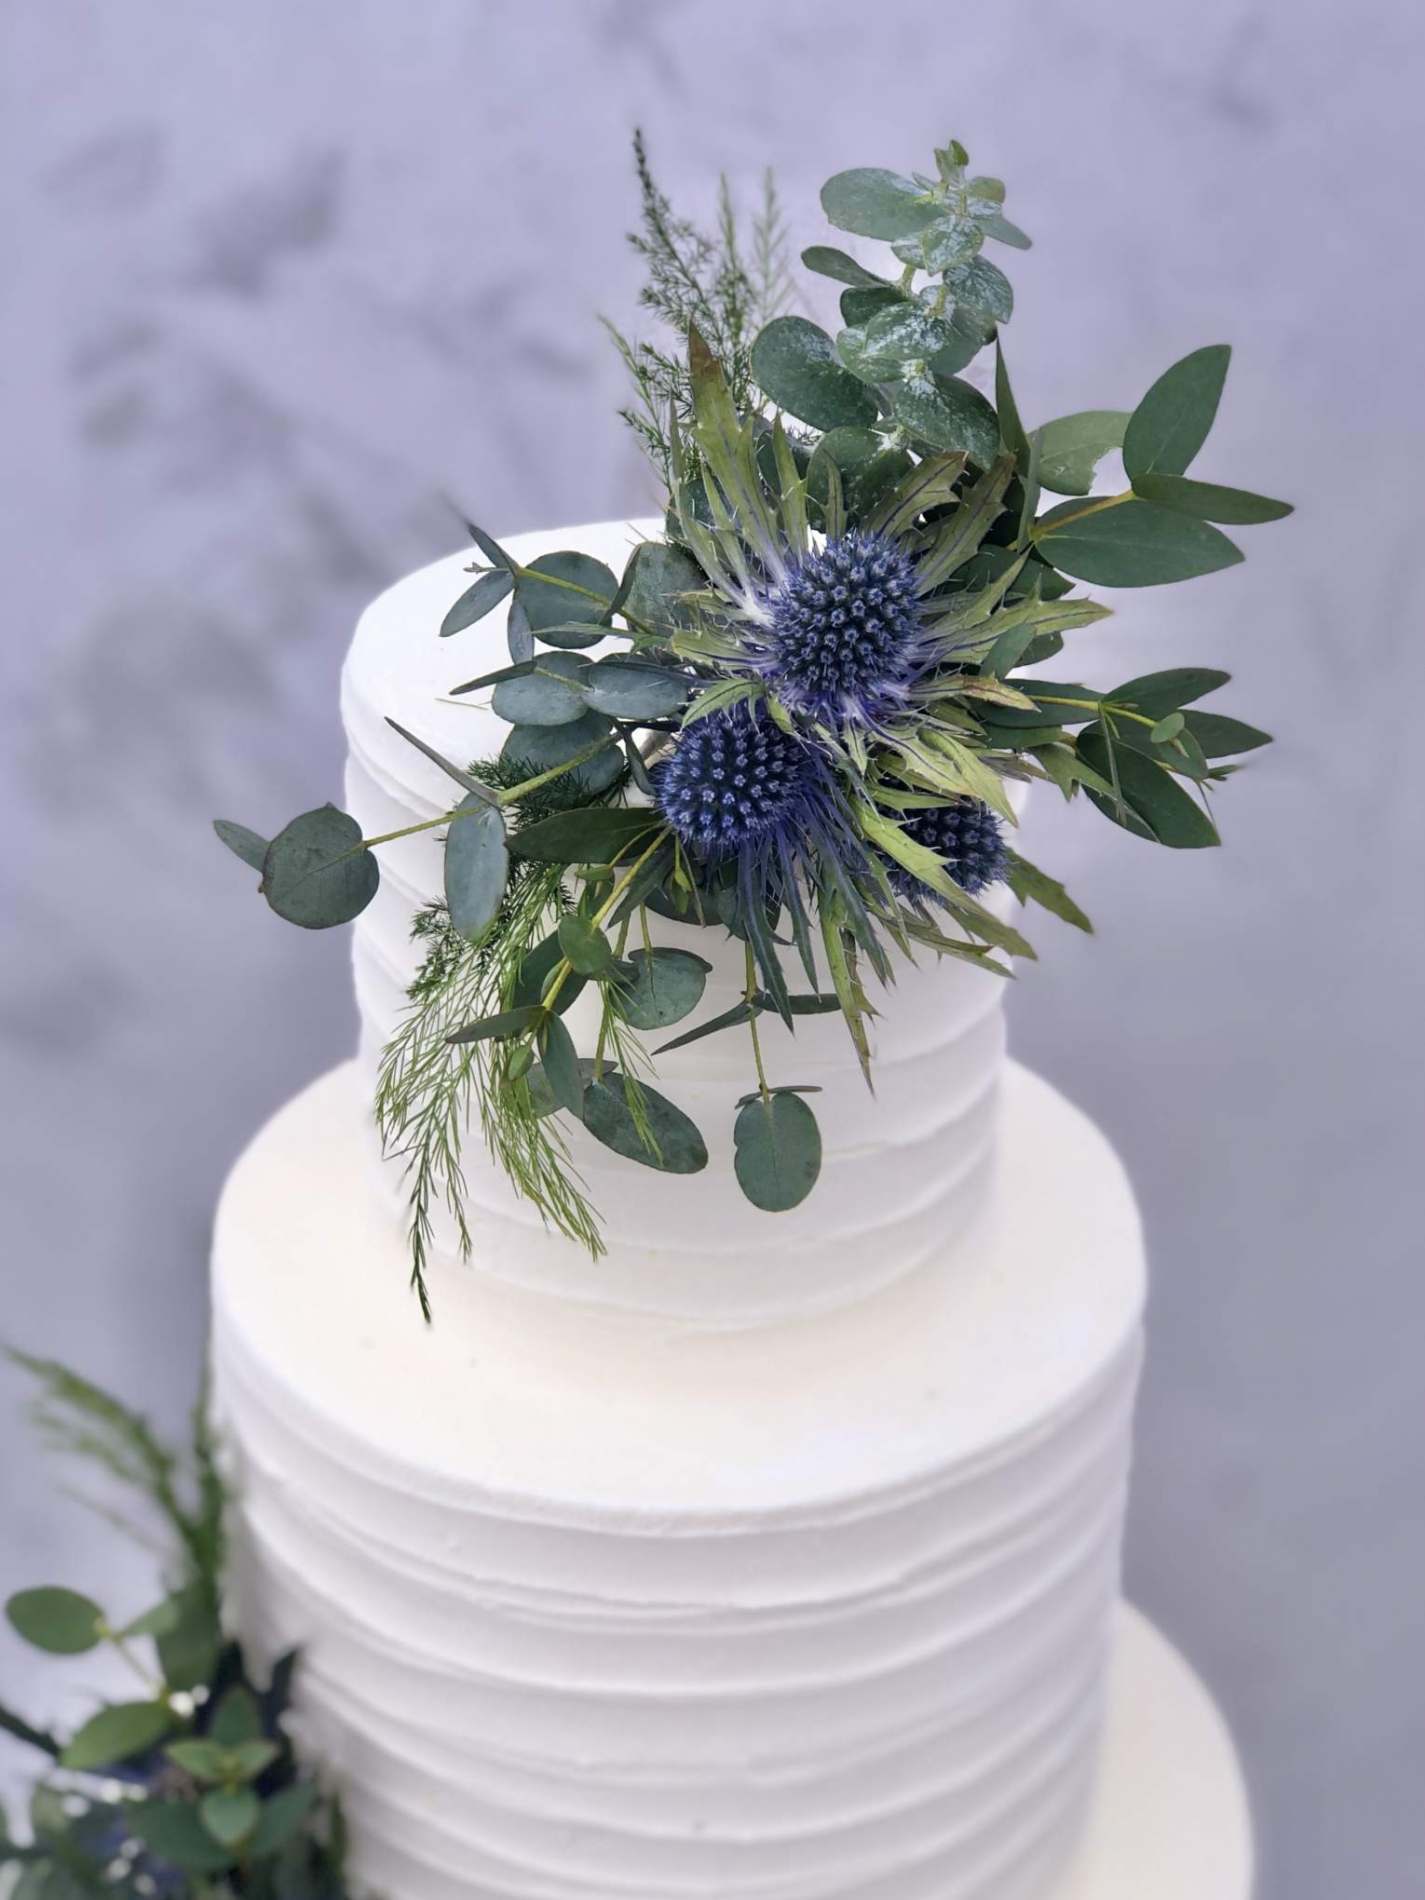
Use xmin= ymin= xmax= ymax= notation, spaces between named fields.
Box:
xmin=211 ymin=524 xmax=1252 ymax=1900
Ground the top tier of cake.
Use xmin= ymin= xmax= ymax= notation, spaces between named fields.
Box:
xmin=341 ymin=521 xmax=1026 ymax=1327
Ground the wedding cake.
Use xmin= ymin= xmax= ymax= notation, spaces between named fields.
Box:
xmin=204 ymin=133 xmax=1285 ymax=1898
xmin=210 ymin=523 xmax=1251 ymax=1900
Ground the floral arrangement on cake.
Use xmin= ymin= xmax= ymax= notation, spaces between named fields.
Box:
xmin=0 ymin=1354 xmax=349 ymax=1898
xmin=216 ymin=136 xmax=1288 ymax=1316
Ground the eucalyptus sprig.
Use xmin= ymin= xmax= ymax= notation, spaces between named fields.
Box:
xmin=215 ymin=133 xmax=1289 ymax=1315
xmin=1 ymin=1354 xmax=349 ymax=1899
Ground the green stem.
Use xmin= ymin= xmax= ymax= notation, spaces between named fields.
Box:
xmin=1029 ymin=489 xmax=1133 ymax=538
xmin=744 ymin=942 xmax=770 ymax=1102
xmin=359 ymin=741 xmax=617 ymax=850
xmin=540 ymin=831 xmax=672 ymax=1018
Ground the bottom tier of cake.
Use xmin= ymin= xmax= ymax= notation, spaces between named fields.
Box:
xmin=212 ymin=1059 xmax=1154 ymax=1900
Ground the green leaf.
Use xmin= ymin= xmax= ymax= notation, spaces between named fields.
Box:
xmin=840 ymin=285 xmax=904 ymax=328
xmin=440 ymin=567 xmax=514 ymax=638
xmin=60 ymin=1701 xmax=172 ymax=1771
xmin=557 ymin=913 xmax=617 ymax=978
xmin=653 ymin=998 xmax=759 ymax=1054
xmin=120 ymin=1598 xmax=182 ymax=1642
xmin=612 ymin=948 xmax=712 ymax=1031
xmin=1004 ymin=852 xmax=1093 ymax=932
xmin=506 ymin=594 xmax=534 ymax=663
xmin=582 ymin=1073 xmax=708 ymax=1173
xmin=384 ymin=719 xmax=498 ymax=801
xmin=249 ymin=1783 xmax=319 ymax=1859
xmin=165 ymin=1739 xmax=231 ymax=1782
xmin=444 ymin=795 xmax=509 ymax=943
xmin=892 ymin=213 xmax=984 ymax=272
xmin=1150 ymin=711 xmax=1186 ymax=742
xmin=615 ymin=541 xmax=703 ymax=635
xmin=1034 ymin=498 xmax=1243 ymax=587
xmin=801 ymin=245 xmax=888 ymax=288
xmin=751 ymin=317 xmax=878 ymax=431
xmin=820 ymin=168 xmax=940 ymax=240
xmin=208 ymin=1687 xmax=261 ymax=1748
xmin=1122 ymin=344 xmax=1231 ymax=482
xmin=511 ymin=804 xmax=661 ymax=865
xmin=1078 ymin=729 xmax=1220 ymax=847
xmin=983 ymin=211 xmax=1032 ymax=250
xmin=845 ymin=304 xmax=961 ymax=383
xmin=995 ymin=341 xmax=1031 ymax=471
xmin=1181 ymin=710 xmax=1271 ymax=757
xmin=892 ymin=375 xmax=1000 ymax=467
xmin=946 ymin=256 xmax=1013 ymax=324
xmin=500 ymin=712 xmax=623 ymax=795
xmin=733 ymin=1092 xmax=823 ymax=1212
xmin=445 ymin=1005 xmax=543 ymax=1046
xmin=127 ymin=1801 xmax=236 ymax=1875
xmin=491 ymin=653 xmax=590 ymax=727
xmin=1108 ymin=667 xmax=1230 ymax=715
xmin=516 ymin=551 xmax=618 ymax=641
xmin=154 ymin=1585 xmax=219 ymax=1693
xmin=511 ymin=934 xmax=584 ymax=1016
xmin=581 ymin=657 xmax=690 ymax=720
xmin=5 ymin=1590 xmax=103 ymax=1657
xmin=536 ymin=1014 xmax=583 ymax=1117
xmin=213 ymin=820 xmax=269 ymax=874
xmin=1130 ymin=471 xmax=1293 ymax=524
xmin=260 ymin=806 xmax=378 ymax=930
xmin=464 ymin=519 xmax=514 ymax=571
xmin=200 ymin=1787 xmax=260 ymax=1850
xmin=1034 ymin=410 xmax=1129 ymax=497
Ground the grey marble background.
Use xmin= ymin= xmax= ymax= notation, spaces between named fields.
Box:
xmin=3 ymin=2 xmax=1422 ymax=1894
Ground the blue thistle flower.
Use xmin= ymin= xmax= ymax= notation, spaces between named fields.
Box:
xmin=654 ymin=704 xmax=828 ymax=855
xmin=754 ymin=530 xmax=926 ymax=726
xmin=892 ymin=798 xmax=1009 ymax=899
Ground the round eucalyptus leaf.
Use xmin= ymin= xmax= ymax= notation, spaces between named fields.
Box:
xmin=557 ymin=912 xmax=617 ymax=978
xmin=517 ymin=551 xmax=618 ymax=637
xmin=820 ymin=167 xmax=940 ymax=241
xmin=751 ymin=317 xmax=878 ymax=431
xmin=513 ymin=931 xmax=587 ymax=1014
xmin=945 ymin=255 xmax=1014 ymax=324
xmin=261 ymin=805 xmax=378 ymax=930
xmin=200 ymin=1788 xmax=260 ymax=1850
xmin=537 ymin=1013 xmax=584 ymax=1117
xmin=501 ymin=713 xmax=623 ymax=795
xmin=444 ymin=795 xmax=508 ymax=943
xmin=612 ymin=947 xmax=713 ymax=1030
xmin=733 ymin=1091 xmax=823 ymax=1212
xmin=857 ymin=304 xmax=960 ymax=379
xmin=6 ymin=1587 xmax=104 ymax=1655
xmin=581 ymin=657 xmax=690 ymax=721
xmin=492 ymin=653 xmax=590 ymax=727
xmin=617 ymin=540 xmax=704 ymax=635
xmin=892 ymin=376 xmax=1000 ymax=468
xmin=840 ymin=285 xmax=904 ymax=328
xmin=60 ymin=1701 xmax=174 ymax=1772
xmin=582 ymin=1072 xmax=708 ymax=1174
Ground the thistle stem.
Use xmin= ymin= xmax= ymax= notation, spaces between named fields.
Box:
xmin=744 ymin=942 xmax=771 ymax=1102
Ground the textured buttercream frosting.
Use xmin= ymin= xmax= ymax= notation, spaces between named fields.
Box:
xmin=341 ymin=522 xmax=1027 ymax=1326
xmin=212 ymin=526 xmax=1157 ymax=1900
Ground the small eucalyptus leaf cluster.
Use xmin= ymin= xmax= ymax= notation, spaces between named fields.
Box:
xmin=215 ymin=134 xmax=1289 ymax=1316
xmin=0 ymin=1354 xmax=348 ymax=1900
